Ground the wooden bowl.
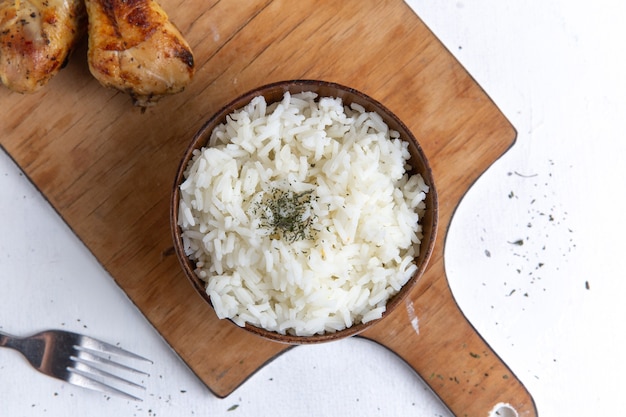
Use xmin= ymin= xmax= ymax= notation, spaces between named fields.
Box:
xmin=170 ymin=80 xmax=438 ymax=344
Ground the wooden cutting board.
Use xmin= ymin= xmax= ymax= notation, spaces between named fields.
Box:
xmin=0 ymin=1 xmax=537 ymax=416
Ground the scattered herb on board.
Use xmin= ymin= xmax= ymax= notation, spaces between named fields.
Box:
xmin=227 ymin=404 xmax=239 ymax=411
xmin=256 ymin=188 xmax=317 ymax=242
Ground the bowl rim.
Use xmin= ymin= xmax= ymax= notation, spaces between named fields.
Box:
xmin=170 ymin=79 xmax=439 ymax=345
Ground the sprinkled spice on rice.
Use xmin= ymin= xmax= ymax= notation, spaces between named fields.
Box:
xmin=178 ymin=91 xmax=429 ymax=336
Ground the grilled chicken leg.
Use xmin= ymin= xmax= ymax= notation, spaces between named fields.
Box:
xmin=85 ymin=0 xmax=194 ymax=107
xmin=0 ymin=0 xmax=86 ymax=93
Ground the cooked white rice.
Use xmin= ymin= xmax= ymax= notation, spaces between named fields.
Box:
xmin=178 ymin=91 xmax=429 ymax=336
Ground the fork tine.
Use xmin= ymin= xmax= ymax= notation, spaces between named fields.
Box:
xmin=67 ymin=367 xmax=144 ymax=401
xmin=70 ymin=356 xmax=146 ymax=389
xmin=73 ymin=348 xmax=150 ymax=376
xmin=77 ymin=335 xmax=152 ymax=363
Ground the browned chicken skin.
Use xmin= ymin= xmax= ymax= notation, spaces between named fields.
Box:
xmin=0 ymin=0 xmax=86 ymax=93
xmin=85 ymin=0 xmax=194 ymax=107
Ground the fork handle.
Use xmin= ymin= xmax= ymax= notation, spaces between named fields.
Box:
xmin=0 ymin=331 xmax=15 ymax=348
xmin=0 ymin=331 xmax=25 ymax=351
xmin=0 ymin=331 xmax=9 ymax=347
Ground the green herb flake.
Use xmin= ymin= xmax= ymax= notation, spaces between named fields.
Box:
xmin=227 ymin=404 xmax=239 ymax=411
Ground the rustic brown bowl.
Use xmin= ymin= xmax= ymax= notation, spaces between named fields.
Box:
xmin=170 ymin=80 xmax=438 ymax=344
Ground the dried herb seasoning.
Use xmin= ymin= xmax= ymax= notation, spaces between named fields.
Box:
xmin=256 ymin=188 xmax=318 ymax=242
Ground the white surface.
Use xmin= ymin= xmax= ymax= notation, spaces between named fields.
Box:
xmin=1 ymin=1 xmax=625 ymax=415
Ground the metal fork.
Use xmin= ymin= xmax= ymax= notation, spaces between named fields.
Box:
xmin=0 ymin=329 xmax=152 ymax=401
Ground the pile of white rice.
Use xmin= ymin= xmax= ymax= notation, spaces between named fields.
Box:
xmin=178 ymin=91 xmax=429 ymax=336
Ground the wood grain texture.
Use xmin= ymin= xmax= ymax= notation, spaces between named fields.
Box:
xmin=0 ymin=1 xmax=536 ymax=415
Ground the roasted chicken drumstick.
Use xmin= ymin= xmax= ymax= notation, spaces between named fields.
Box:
xmin=0 ymin=0 xmax=86 ymax=93
xmin=85 ymin=0 xmax=195 ymax=107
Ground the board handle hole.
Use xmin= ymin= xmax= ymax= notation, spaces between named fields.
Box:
xmin=489 ymin=403 xmax=519 ymax=417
